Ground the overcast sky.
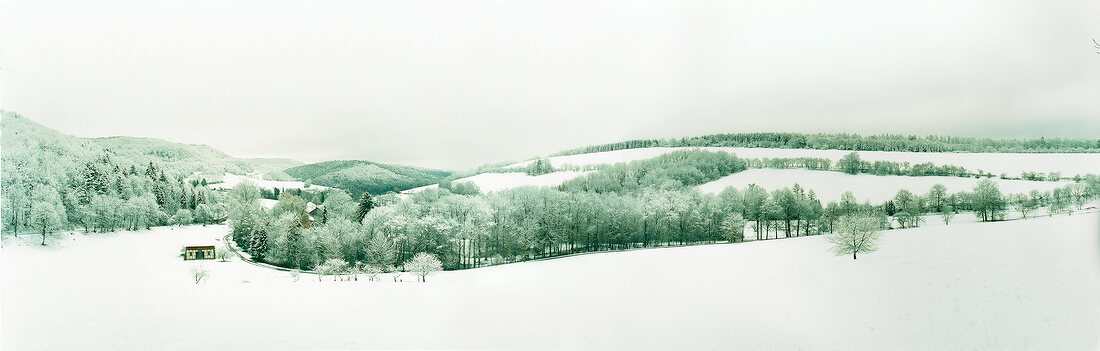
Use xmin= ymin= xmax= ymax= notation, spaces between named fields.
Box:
xmin=1 ymin=0 xmax=1097 ymax=170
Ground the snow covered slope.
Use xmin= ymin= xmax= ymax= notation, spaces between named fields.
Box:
xmin=402 ymin=171 xmax=589 ymax=195
xmin=3 ymin=212 xmax=1098 ymax=350
xmin=697 ymin=169 xmax=1074 ymax=203
xmin=209 ymin=173 xmax=329 ymax=192
xmin=509 ymin=147 xmax=1100 ymax=177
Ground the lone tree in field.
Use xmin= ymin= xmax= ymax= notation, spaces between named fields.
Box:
xmin=405 ymin=252 xmax=443 ymax=282
xmin=827 ymin=215 xmax=882 ymax=260
xmin=190 ymin=265 xmax=209 ymax=284
xmin=940 ymin=205 xmax=956 ymax=225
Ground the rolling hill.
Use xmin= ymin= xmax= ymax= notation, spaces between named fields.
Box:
xmin=283 ymin=160 xmax=451 ymax=196
xmin=1 ymin=111 xmax=303 ymax=179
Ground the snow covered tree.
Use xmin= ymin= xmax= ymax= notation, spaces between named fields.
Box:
xmin=364 ymin=233 xmax=397 ymax=267
xmin=362 ymin=264 xmax=384 ymax=281
xmin=193 ymin=204 xmax=215 ymax=226
xmin=827 ymin=215 xmax=882 ymax=260
xmin=30 ymin=201 xmax=62 ymax=245
xmin=971 ymin=180 xmax=1006 ymax=222
xmin=721 ymin=213 xmax=746 ymax=242
xmin=761 ymin=198 xmax=783 ymax=239
xmin=216 ymin=246 xmax=233 ymax=262
xmin=1012 ymin=193 xmax=1038 ymax=219
xmin=315 ymin=258 xmax=348 ymax=281
xmin=321 ymin=189 xmax=357 ymax=222
xmin=404 ymin=252 xmax=443 ymax=282
xmin=228 ymin=193 xmax=266 ymax=247
xmin=838 ymin=152 xmax=862 ymax=174
xmin=940 ymin=205 xmax=956 ymax=225
xmin=247 ymin=226 xmax=269 ymax=261
xmin=170 ymin=209 xmax=193 ymax=226
xmin=271 ymin=212 xmax=311 ymax=269
xmin=927 ymin=184 xmax=948 ymax=212
xmin=272 ymin=193 xmax=307 ymax=218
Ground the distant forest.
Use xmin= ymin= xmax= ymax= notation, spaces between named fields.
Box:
xmin=284 ymin=160 xmax=450 ymax=197
xmin=553 ymin=133 xmax=1100 ymax=156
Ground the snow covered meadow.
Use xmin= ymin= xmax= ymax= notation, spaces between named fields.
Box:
xmin=402 ymin=170 xmax=590 ymax=195
xmin=698 ymin=169 xmax=1074 ymax=203
xmin=209 ymin=173 xmax=329 ymax=192
xmin=3 ymin=211 xmax=1098 ymax=350
xmin=510 ymin=147 xmax=1100 ymax=177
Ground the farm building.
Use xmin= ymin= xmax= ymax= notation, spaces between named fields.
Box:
xmin=183 ymin=245 xmax=216 ymax=260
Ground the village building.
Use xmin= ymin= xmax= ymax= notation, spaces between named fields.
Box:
xmin=183 ymin=245 xmax=216 ymax=260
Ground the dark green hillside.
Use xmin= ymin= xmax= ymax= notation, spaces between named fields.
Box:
xmin=284 ymin=160 xmax=450 ymax=196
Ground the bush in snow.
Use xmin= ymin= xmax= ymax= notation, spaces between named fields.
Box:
xmin=315 ymin=258 xmax=349 ymax=281
xmin=216 ymin=246 xmax=233 ymax=262
xmin=362 ymin=264 xmax=384 ymax=281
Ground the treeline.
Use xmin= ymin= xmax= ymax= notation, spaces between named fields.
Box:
xmin=232 ymin=149 xmax=1100 ymax=273
xmin=552 ymin=132 xmax=1100 ymax=156
xmin=558 ymin=150 xmax=747 ymax=193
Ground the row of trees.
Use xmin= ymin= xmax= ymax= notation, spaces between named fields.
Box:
xmin=553 ymin=132 xmax=1100 ymax=156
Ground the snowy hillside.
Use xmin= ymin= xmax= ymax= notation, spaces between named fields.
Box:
xmin=209 ymin=173 xmax=329 ymax=192
xmin=403 ymin=171 xmax=590 ymax=194
xmin=697 ymin=169 xmax=1074 ymax=203
xmin=3 ymin=212 xmax=1097 ymax=350
xmin=509 ymin=147 xmax=1100 ymax=177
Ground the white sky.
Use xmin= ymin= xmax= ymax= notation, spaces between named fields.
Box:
xmin=1 ymin=0 xmax=1098 ymax=170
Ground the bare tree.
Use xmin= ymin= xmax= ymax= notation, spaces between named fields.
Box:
xmin=363 ymin=264 xmax=384 ymax=281
xmin=388 ymin=265 xmax=402 ymax=282
xmin=190 ymin=266 xmax=209 ymax=284
xmin=216 ymin=246 xmax=233 ymax=262
xmin=940 ymin=208 xmax=956 ymax=225
xmin=827 ymin=216 xmax=882 ymax=260
xmin=315 ymin=258 xmax=349 ymax=282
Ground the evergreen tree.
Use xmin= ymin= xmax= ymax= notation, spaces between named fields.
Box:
xmin=354 ymin=191 xmax=375 ymax=223
xmin=248 ymin=227 xmax=268 ymax=261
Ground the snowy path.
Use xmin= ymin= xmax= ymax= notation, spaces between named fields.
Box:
xmin=3 ymin=213 xmax=1099 ymax=350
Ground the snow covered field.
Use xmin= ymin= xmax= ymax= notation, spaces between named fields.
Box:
xmin=698 ymin=169 xmax=1074 ymax=203
xmin=208 ymin=173 xmax=329 ymax=192
xmin=3 ymin=212 xmax=1098 ymax=350
xmin=509 ymin=147 xmax=1100 ymax=177
xmin=402 ymin=171 xmax=589 ymax=195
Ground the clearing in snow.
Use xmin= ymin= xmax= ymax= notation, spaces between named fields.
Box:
xmin=402 ymin=171 xmax=590 ymax=194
